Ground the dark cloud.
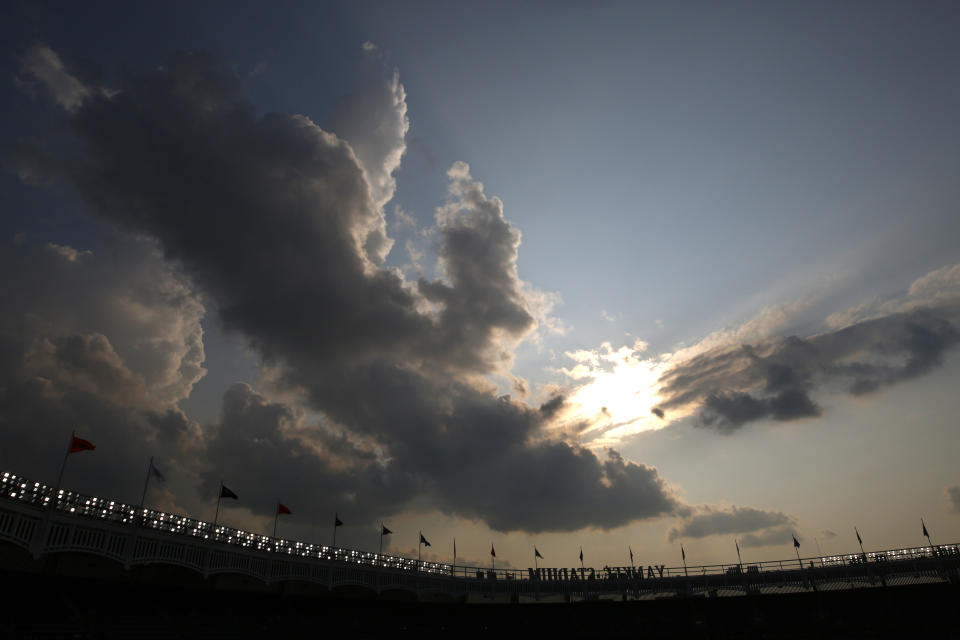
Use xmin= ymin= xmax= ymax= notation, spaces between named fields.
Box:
xmin=667 ymin=505 xmax=795 ymax=543
xmin=11 ymin=48 xmax=678 ymax=533
xmin=0 ymin=240 xmax=204 ymax=508
xmin=946 ymin=486 xmax=960 ymax=515
xmin=538 ymin=394 xmax=565 ymax=418
xmin=659 ymin=307 xmax=960 ymax=432
xmin=700 ymin=389 xmax=820 ymax=433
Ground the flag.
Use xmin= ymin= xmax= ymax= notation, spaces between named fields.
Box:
xmin=922 ymin=519 xmax=930 ymax=538
xmin=629 ymin=546 xmax=634 ymax=564
xmin=220 ymin=484 xmax=238 ymax=500
xmin=855 ymin=527 xmax=862 ymax=545
xmin=454 ymin=539 xmax=457 ymax=560
xmin=69 ymin=436 xmax=95 ymax=453
xmin=579 ymin=547 xmax=583 ymax=562
xmin=149 ymin=460 xmax=165 ymax=482
xmin=535 ymin=547 xmax=543 ymax=559
xmin=419 ymin=533 xmax=431 ymax=547
xmin=334 ymin=514 xmax=343 ymax=527
xmin=382 ymin=525 xmax=392 ymax=535
xmin=277 ymin=503 xmax=291 ymax=515
xmin=491 ymin=544 xmax=496 ymax=558
xmin=681 ymin=544 xmax=686 ymax=561
xmin=793 ymin=535 xmax=800 ymax=549
xmin=735 ymin=539 xmax=740 ymax=555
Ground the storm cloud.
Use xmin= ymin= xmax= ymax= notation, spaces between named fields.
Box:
xmin=11 ymin=48 xmax=679 ymax=533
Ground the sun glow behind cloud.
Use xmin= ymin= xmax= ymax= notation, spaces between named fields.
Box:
xmin=558 ymin=340 xmax=684 ymax=448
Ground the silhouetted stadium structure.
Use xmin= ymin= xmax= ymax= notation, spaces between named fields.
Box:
xmin=2 ymin=469 xmax=958 ymax=637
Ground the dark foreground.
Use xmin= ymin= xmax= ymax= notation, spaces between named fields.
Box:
xmin=3 ymin=568 xmax=958 ymax=639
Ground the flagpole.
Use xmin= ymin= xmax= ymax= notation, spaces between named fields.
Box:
xmin=273 ymin=501 xmax=280 ymax=538
xmin=682 ymin=545 xmax=688 ymax=577
xmin=135 ymin=456 xmax=155 ymax=527
xmin=213 ymin=481 xmax=224 ymax=529
xmin=138 ymin=456 xmax=154 ymax=516
xmin=452 ymin=538 xmax=456 ymax=577
xmin=534 ymin=546 xmax=540 ymax=602
xmin=332 ymin=513 xmax=338 ymax=549
xmin=54 ymin=430 xmax=75 ymax=498
xmin=379 ymin=522 xmax=384 ymax=566
xmin=736 ymin=539 xmax=743 ymax=572
xmin=418 ymin=530 xmax=422 ymax=564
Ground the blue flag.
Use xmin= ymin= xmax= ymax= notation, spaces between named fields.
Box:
xmin=419 ymin=533 xmax=431 ymax=547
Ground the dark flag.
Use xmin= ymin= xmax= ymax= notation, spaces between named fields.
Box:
xmin=793 ymin=535 xmax=800 ymax=549
xmin=681 ymin=544 xmax=686 ymax=561
xmin=334 ymin=515 xmax=343 ymax=527
xmin=922 ymin=519 xmax=930 ymax=538
xmin=735 ymin=539 xmax=740 ymax=554
xmin=629 ymin=546 xmax=634 ymax=564
xmin=220 ymin=485 xmax=238 ymax=500
xmin=579 ymin=547 xmax=583 ymax=562
xmin=69 ymin=436 xmax=96 ymax=453
xmin=535 ymin=547 xmax=544 ymax=559
xmin=149 ymin=459 xmax=165 ymax=482
xmin=491 ymin=544 xmax=496 ymax=558
xmin=277 ymin=503 xmax=291 ymax=515
xmin=856 ymin=527 xmax=862 ymax=545
xmin=420 ymin=533 xmax=431 ymax=547
xmin=382 ymin=525 xmax=392 ymax=536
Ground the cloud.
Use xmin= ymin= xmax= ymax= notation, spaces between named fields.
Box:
xmin=12 ymin=48 xmax=676 ymax=534
xmin=0 ymin=238 xmax=206 ymax=408
xmin=326 ymin=57 xmax=408 ymax=264
xmin=0 ymin=238 xmax=205 ymax=507
xmin=18 ymin=43 xmax=92 ymax=111
xmin=668 ymin=505 xmax=795 ymax=544
xmin=737 ymin=526 xmax=797 ymax=549
xmin=656 ymin=275 xmax=960 ymax=432
xmin=947 ymin=485 xmax=960 ymax=515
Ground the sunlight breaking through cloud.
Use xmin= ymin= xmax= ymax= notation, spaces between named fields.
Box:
xmin=557 ymin=340 xmax=683 ymax=448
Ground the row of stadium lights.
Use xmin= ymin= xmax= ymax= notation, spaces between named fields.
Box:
xmin=3 ymin=471 xmax=951 ymax=574
xmin=2 ymin=471 xmax=449 ymax=573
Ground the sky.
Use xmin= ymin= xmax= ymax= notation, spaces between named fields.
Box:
xmin=1 ymin=0 xmax=959 ymax=571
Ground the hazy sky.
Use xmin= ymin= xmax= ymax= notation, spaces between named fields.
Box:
xmin=1 ymin=0 xmax=959 ymax=570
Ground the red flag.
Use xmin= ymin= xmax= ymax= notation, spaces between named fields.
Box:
xmin=69 ymin=436 xmax=96 ymax=453
xmin=277 ymin=503 xmax=292 ymax=515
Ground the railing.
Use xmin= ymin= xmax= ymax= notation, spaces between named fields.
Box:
xmin=2 ymin=469 xmax=958 ymax=595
